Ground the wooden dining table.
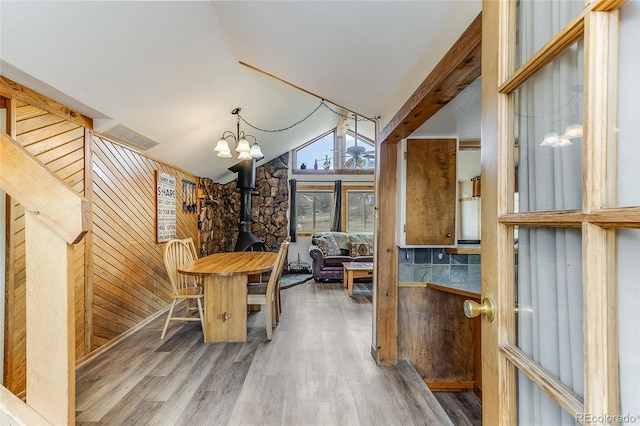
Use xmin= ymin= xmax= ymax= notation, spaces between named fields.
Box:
xmin=178 ymin=251 xmax=277 ymax=342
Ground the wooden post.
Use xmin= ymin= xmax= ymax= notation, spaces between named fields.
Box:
xmin=25 ymin=211 xmax=75 ymax=425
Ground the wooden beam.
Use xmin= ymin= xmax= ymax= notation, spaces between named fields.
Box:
xmin=373 ymin=14 xmax=483 ymax=368
xmin=373 ymin=141 xmax=398 ymax=365
xmin=0 ymin=130 xmax=89 ymax=244
xmin=1 ymin=386 xmax=52 ymax=425
xmin=378 ymin=13 xmax=482 ymax=145
xmin=0 ymin=77 xmax=92 ymax=130
xmin=25 ymin=211 xmax=75 ymax=425
xmin=83 ymin=129 xmax=95 ymax=354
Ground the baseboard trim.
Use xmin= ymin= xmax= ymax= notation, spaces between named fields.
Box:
xmin=425 ymin=380 xmax=476 ymax=392
xmin=75 ymin=306 xmax=170 ymax=368
xmin=370 ymin=343 xmax=381 ymax=365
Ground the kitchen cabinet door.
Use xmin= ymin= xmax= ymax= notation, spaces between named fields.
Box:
xmin=400 ymin=138 xmax=457 ymax=246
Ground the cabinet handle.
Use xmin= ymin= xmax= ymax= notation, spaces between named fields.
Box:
xmin=447 ymin=233 xmax=452 ymax=238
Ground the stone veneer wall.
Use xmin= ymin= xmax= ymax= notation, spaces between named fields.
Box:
xmin=199 ymin=153 xmax=290 ymax=255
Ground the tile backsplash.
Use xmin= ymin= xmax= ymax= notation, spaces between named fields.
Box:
xmin=399 ymin=247 xmax=481 ymax=293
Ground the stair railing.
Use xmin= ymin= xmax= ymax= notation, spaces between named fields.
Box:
xmin=0 ymin=130 xmax=88 ymax=425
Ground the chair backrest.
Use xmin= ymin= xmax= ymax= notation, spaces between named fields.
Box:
xmin=182 ymin=237 xmax=199 ymax=259
xmin=265 ymin=237 xmax=291 ymax=299
xmin=163 ymin=239 xmax=196 ymax=294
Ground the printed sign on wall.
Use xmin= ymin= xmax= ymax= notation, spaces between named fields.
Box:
xmin=156 ymin=171 xmax=176 ymax=243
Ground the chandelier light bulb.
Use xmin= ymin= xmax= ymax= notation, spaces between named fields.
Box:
xmin=236 ymin=137 xmax=251 ymax=153
xmin=214 ymin=138 xmax=230 ymax=152
xmin=237 ymin=150 xmax=252 ymax=160
xmin=249 ymin=142 xmax=263 ymax=158
xmin=551 ymin=137 xmax=572 ymax=148
xmin=562 ymin=123 xmax=583 ymax=139
xmin=217 ymin=149 xmax=232 ymax=158
xmin=540 ymin=132 xmax=560 ymax=147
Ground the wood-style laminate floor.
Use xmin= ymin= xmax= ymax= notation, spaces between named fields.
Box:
xmin=76 ymin=281 xmax=457 ymax=426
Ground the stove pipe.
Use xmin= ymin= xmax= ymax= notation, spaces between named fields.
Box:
xmin=229 ymin=160 xmax=266 ymax=252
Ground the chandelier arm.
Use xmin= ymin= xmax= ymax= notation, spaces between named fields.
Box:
xmin=221 ymin=131 xmax=238 ymax=142
xmin=241 ymin=133 xmax=257 ymax=144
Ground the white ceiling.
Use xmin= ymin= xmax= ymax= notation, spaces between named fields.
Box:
xmin=0 ymin=1 xmax=481 ymax=182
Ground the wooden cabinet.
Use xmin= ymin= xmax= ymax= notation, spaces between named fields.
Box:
xmin=398 ymin=283 xmax=482 ymax=396
xmin=397 ymin=138 xmax=457 ymax=247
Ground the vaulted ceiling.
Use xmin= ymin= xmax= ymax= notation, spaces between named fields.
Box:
xmin=0 ymin=1 xmax=481 ymax=182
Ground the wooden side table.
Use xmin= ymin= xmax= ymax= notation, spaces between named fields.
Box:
xmin=342 ymin=262 xmax=373 ymax=297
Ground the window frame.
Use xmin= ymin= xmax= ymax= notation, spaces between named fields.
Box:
xmin=294 ymin=185 xmax=334 ymax=236
xmin=294 ymin=184 xmax=375 ymax=236
xmin=341 ymin=185 xmax=375 ymax=233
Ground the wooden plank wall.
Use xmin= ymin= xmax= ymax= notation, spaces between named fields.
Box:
xmin=398 ymin=286 xmax=478 ymax=392
xmin=90 ymin=135 xmax=198 ymax=347
xmin=3 ymin=99 xmax=198 ymax=395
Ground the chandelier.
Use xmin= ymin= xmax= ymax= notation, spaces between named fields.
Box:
xmin=214 ymin=108 xmax=263 ymax=160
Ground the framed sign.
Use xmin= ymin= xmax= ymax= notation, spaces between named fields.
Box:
xmin=156 ymin=171 xmax=176 ymax=243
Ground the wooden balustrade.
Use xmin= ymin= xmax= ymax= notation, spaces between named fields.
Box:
xmin=1 ymin=130 xmax=89 ymax=244
xmin=0 ymin=130 xmax=87 ymax=425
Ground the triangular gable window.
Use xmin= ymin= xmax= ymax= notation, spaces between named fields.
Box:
xmin=292 ymin=128 xmax=374 ymax=174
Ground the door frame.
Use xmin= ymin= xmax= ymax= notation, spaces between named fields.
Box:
xmin=373 ymin=12 xmax=482 ymax=365
xmin=481 ymin=0 xmax=638 ymax=424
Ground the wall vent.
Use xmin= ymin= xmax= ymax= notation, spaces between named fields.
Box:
xmin=102 ymin=124 xmax=159 ymax=151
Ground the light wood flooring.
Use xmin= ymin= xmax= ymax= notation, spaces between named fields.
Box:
xmin=76 ymin=281 xmax=471 ymax=425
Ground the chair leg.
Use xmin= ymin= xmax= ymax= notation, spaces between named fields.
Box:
xmin=265 ymin=302 xmax=273 ymax=341
xmin=277 ymin=286 xmax=282 ymax=313
xmin=196 ymin=298 xmax=205 ymax=336
xmin=161 ymin=299 xmax=177 ymax=339
xmin=271 ymin=301 xmax=277 ymax=328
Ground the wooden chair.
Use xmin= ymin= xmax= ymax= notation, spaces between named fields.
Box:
xmin=274 ymin=236 xmax=291 ymax=320
xmin=247 ymin=239 xmax=290 ymax=340
xmin=248 ymin=236 xmax=290 ymax=323
xmin=161 ymin=239 xmax=205 ymax=339
xmin=182 ymin=237 xmax=199 ymax=259
xmin=182 ymin=237 xmax=203 ymax=288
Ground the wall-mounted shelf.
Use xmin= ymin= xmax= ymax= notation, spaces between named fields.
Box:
xmin=446 ymin=244 xmax=481 ymax=255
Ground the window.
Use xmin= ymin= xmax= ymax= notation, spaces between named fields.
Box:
xmin=343 ymin=131 xmax=375 ymax=170
xmin=294 ymin=185 xmax=374 ymax=234
xmin=293 ymin=130 xmax=335 ymax=170
xmin=346 ymin=191 xmax=374 ymax=232
xmin=292 ymin=127 xmax=375 ymax=174
xmin=295 ymin=191 xmax=332 ymax=233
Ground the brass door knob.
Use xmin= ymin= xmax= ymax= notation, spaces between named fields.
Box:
xmin=464 ymin=298 xmax=495 ymax=322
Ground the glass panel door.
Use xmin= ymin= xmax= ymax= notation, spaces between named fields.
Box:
xmin=480 ymin=0 xmax=639 ymax=424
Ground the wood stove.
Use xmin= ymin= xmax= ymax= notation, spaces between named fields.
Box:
xmin=229 ymin=159 xmax=266 ymax=251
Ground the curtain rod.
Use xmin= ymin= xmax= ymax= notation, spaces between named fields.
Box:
xmin=291 ymin=180 xmax=374 ymax=184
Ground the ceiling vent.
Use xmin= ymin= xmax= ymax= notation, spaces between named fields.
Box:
xmin=102 ymin=124 xmax=159 ymax=151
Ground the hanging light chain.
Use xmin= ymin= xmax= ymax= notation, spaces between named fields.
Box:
xmin=320 ymin=102 xmax=371 ymax=122
xmin=237 ymin=100 xmax=375 ymax=134
xmin=238 ymin=101 xmax=326 ymax=133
